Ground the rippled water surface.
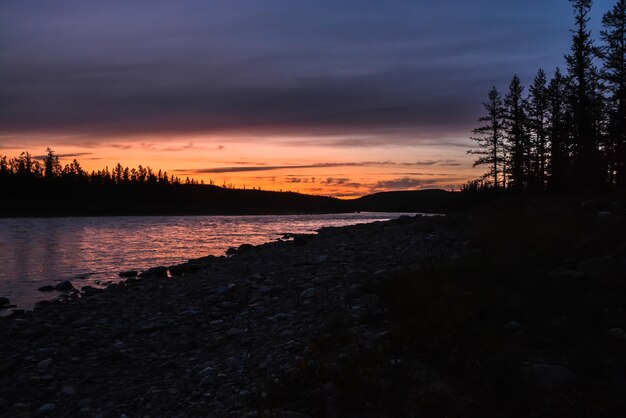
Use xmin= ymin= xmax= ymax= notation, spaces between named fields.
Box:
xmin=0 ymin=212 xmax=412 ymax=310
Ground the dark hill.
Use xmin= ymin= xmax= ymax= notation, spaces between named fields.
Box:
xmin=350 ymin=189 xmax=489 ymax=213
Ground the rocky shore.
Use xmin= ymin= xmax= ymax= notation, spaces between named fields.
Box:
xmin=0 ymin=214 xmax=459 ymax=417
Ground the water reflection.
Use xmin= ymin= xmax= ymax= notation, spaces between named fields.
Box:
xmin=0 ymin=212 xmax=412 ymax=310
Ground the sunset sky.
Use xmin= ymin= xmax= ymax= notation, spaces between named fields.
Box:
xmin=0 ymin=0 xmax=615 ymax=197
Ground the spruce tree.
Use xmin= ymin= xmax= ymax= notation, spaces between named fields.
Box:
xmin=504 ymin=75 xmax=530 ymax=191
xmin=527 ymin=69 xmax=550 ymax=190
xmin=600 ymin=0 xmax=626 ymax=187
xmin=468 ymin=86 xmax=506 ymax=188
xmin=547 ymin=68 xmax=572 ymax=191
xmin=566 ymin=0 xmax=603 ymax=189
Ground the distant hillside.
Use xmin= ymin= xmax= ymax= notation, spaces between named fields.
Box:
xmin=1 ymin=180 xmax=489 ymax=217
xmin=0 ymin=182 xmax=346 ymax=217
xmin=350 ymin=189 xmax=490 ymax=213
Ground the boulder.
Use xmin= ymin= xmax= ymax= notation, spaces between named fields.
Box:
xmin=293 ymin=236 xmax=308 ymax=246
xmin=138 ymin=266 xmax=169 ymax=279
xmin=0 ymin=297 xmax=9 ymax=307
xmin=548 ymin=268 xmax=586 ymax=281
xmin=38 ymin=285 xmax=55 ymax=292
xmin=522 ymin=362 xmax=577 ymax=390
xmin=169 ymin=263 xmax=200 ymax=276
xmin=238 ymin=243 xmax=254 ymax=252
xmin=54 ymin=281 xmax=75 ymax=292
xmin=37 ymin=403 xmax=55 ymax=415
xmin=118 ymin=270 xmax=138 ymax=278
xmin=578 ymin=257 xmax=619 ymax=281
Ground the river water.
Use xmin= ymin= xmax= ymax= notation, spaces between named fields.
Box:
xmin=0 ymin=212 xmax=412 ymax=311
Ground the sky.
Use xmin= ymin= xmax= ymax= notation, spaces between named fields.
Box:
xmin=0 ymin=0 xmax=616 ymax=197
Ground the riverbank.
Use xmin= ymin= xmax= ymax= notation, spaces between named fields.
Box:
xmin=1 ymin=194 xmax=625 ymax=417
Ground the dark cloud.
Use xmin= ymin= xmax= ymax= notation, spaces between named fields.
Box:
xmin=1 ymin=0 xmax=613 ymax=146
xmin=179 ymin=161 xmax=395 ymax=174
xmin=32 ymin=152 xmax=93 ymax=159
xmin=374 ymin=177 xmax=448 ymax=190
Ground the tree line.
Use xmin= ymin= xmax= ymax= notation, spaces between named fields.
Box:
xmin=468 ymin=0 xmax=625 ymax=192
xmin=0 ymin=148 xmax=204 ymax=186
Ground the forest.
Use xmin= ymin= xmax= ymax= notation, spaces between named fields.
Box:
xmin=468 ymin=0 xmax=626 ymax=192
xmin=0 ymin=148 xmax=351 ymax=216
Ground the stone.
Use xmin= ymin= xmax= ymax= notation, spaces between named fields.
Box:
xmin=300 ymin=288 xmax=316 ymax=299
xmin=0 ymin=297 xmax=9 ymax=307
xmin=61 ymin=385 xmax=75 ymax=396
xmin=578 ymin=257 xmax=618 ymax=280
xmin=118 ymin=270 xmax=138 ymax=278
xmin=293 ymin=236 xmax=307 ymax=246
xmin=522 ymin=362 xmax=577 ymax=390
xmin=227 ymin=328 xmax=245 ymax=338
xmin=579 ymin=199 xmax=598 ymax=211
xmin=504 ymin=321 xmax=523 ymax=333
xmin=38 ymin=285 xmax=55 ymax=292
xmin=239 ymin=243 xmax=255 ymax=252
xmin=548 ymin=268 xmax=585 ymax=281
xmin=226 ymin=247 xmax=238 ymax=256
xmin=312 ymin=255 xmax=328 ymax=264
xmin=606 ymin=328 xmax=626 ymax=340
xmin=139 ymin=266 xmax=169 ymax=279
xmin=54 ymin=281 xmax=75 ymax=292
xmin=37 ymin=403 xmax=56 ymax=415
xmin=37 ymin=358 xmax=53 ymax=369
xmin=169 ymin=263 xmax=200 ymax=276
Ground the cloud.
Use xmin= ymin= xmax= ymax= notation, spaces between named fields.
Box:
xmin=161 ymin=141 xmax=195 ymax=152
xmin=179 ymin=161 xmax=395 ymax=174
xmin=374 ymin=177 xmax=445 ymax=190
xmin=0 ymin=0 xmax=575 ymax=146
xmin=32 ymin=152 xmax=93 ymax=159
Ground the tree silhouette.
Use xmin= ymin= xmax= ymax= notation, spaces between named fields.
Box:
xmin=566 ymin=0 xmax=604 ymax=189
xmin=468 ymin=86 xmax=506 ymax=188
xmin=527 ymin=69 xmax=550 ymax=190
xmin=600 ymin=0 xmax=626 ymax=186
xmin=504 ymin=75 xmax=529 ymax=191
xmin=547 ymin=68 xmax=572 ymax=191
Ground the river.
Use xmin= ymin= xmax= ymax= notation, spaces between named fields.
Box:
xmin=0 ymin=212 xmax=412 ymax=311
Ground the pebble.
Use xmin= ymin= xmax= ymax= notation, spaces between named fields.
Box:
xmin=37 ymin=403 xmax=55 ymax=414
xmin=37 ymin=358 xmax=53 ymax=369
xmin=0 ymin=214 xmax=455 ymax=416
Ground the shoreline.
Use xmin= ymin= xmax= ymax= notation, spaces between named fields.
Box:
xmin=2 ymin=194 xmax=625 ymax=417
xmin=0 ymin=212 xmax=419 ymax=315
xmin=0 ymin=213 xmax=457 ymax=417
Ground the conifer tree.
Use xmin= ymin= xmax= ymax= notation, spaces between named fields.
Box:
xmin=504 ymin=75 xmax=530 ymax=190
xmin=600 ymin=0 xmax=626 ymax=186
xmin=468 ymin=87 xmax=506 ymax=188
xmin=527 ymin=69 xmax=550 ymax=190
xmin=566 ymin=0 xmax=604 ymax=189
xmin=547 ymin=68 xmax=572 ymax=191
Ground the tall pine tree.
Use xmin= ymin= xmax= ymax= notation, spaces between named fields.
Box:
xmin=547 ymin=68 xmax=572 ymax=191
xmin=504 ymin=75 xmax=530 ymax=191
xmin=527 ymin=69 xmax=550 ymax=190
xmin=600 ymin=0 xmax=626 ymax=187
xmin=469 ymin=87 xmax=506 ymax=188
xmin=566 ymin=0 xmax=604 ymax=189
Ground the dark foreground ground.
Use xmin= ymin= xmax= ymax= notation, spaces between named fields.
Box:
xmin=1 ymin=193 xmax=625 ymax=417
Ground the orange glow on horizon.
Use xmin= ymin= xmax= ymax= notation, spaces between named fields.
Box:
xmin=0 ymin=137 xmax=481 ymax=198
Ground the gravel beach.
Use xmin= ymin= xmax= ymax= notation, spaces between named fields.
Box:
xmin=0 ymin=214 xmax=459 ymax=417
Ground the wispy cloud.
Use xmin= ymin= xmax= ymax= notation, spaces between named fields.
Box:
xmin=178 ymin=161 xmax=396 ymax=174
xmin=161 ymin=141 xmax=196 ymax=152
xmin=32 ymin=152 xmax=93 ymax=159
